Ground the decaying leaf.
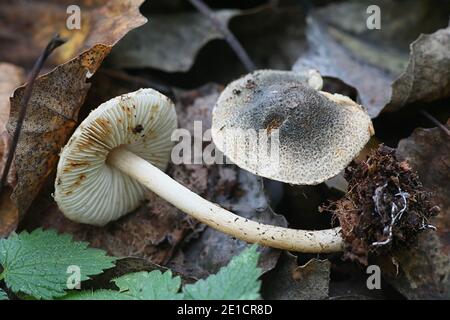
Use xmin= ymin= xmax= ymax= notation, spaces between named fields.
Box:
xmin=168 ymin=84 xmax=286 ymax=279
xmin=109 ymin=10 xmax=240 ymax=72
xmin=262 ymin=252 xmax=330 ymax=300
xmin=0 ymin=0 xmax=147 ymax=70
xmin=375 ymin=123 xmax=450 ymax=299
xmin=293 ymin=0 xmax=450 ymax=117
xmin=0 ymin=63 xmax=24 ymax=182
xmin=0 ymin=63 xmax=24 ymax=133
xmin=110 ymin=3 xmax=308 ymax=73
xmin=385 ymin=27 xmax=450 ymax=113
xmin=3 ymin=0 xmax=147 ymax=219
xmin=0 ymin=63 xmax=24 ymax=237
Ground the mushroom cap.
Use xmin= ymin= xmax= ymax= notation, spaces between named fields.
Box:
xmin=211 ymin=70 xmax=374 ymax=185
xmin=54 ymin=88 xmax=177 ymax=226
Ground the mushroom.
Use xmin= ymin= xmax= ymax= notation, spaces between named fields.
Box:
xmin=210 ymin=69 xmax=374 ymax=249
xmin=54 ymin=81 xmax=369 ymax=253
xmin=211 ymin=70 xmax=374 ymax=185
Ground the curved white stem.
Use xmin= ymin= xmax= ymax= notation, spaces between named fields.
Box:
xmin=108 ymin=147 xmax=344 ymax=253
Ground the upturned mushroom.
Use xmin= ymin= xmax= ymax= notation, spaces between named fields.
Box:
xmin=54 ymin=79 xmax=371 ymax=253
xmin=211 ymin=70 xmax=374 ymax=185
xmin=209 ymin=69 xmax=373 ymax=252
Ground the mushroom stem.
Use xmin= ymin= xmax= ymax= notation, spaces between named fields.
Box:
xmin=108 ymin=147 xmax=344 ymax=253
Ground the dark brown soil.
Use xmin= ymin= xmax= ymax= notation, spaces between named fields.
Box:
xmin=325 ymin=145 xmax=439 ymax=264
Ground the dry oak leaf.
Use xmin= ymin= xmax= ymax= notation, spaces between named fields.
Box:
xmin=0 ymin=63 xmax=25 ymax=237
xmin=4 ymin=0 xmax=147 ymax=219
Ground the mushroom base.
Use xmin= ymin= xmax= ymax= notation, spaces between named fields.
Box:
xmin=324 ymin=145 xmax=439 ymax=265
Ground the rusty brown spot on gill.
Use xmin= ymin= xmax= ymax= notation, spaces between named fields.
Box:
xmin=76 ymin=117 xmax=112 ymax=150
xmin=72 ymin=174 xmax=87 ymax=187
xmin=94 ymin=117 xmax=112 ymax=134
xmin=63 ymin=160 xmax=90 ymax=173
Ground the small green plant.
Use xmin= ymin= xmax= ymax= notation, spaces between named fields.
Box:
xmin=63 ymin=244 xmax=261 ymax=300
xmin=0 ymin=288 xmax=7 ymax=300
xmin=0 ymin=229 xmax=261 ymax=300
xmin=0 ymin=229 xmax=116 ymax=299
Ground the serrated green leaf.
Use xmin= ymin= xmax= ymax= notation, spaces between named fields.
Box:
xmin=61 ymin=289 xmax=133 ymax=300
xmin=183 ymin=245 xmax=261 ymax=300
xmin=63 ymin=270 xmax=183 ymax=300
xmin=59 ymin=245 xmax=261 ymax=300
xmin=0 ymin=288 xmax=8 ymax=300
xmin=0 ymin=229 xmax=116 ymax=299
xmin=113 ymin=271 xmax=183 ymax=300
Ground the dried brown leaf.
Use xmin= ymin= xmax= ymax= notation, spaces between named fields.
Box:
xmin=0 ymin=63 xmax=24 ymax=236
xmin=0 ymin=0 xmax=147 ymax=70
xmin=109 ymin=10 xmax=240 ymax=72
xmin=293 ymin=0 xmax=450 ymax=118
xmin=3 ymin=0 xmax=146 ymax=219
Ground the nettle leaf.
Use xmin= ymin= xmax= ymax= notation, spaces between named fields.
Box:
xmin=0 ymin=229 xmax=116 ymax=299
xmin=62 ymin=290 xmax=132 ymax=301
xmin=114 ymin=271 xmax=183 ymax=300
xmin=183 ymin=245 xmax=261 ymax=300
xmin=63 ymin=270 xmax=183 ymax=300
xmin=0 ymin=288 xmax=8 ymax=300
xmin=62 ymin=245 xmax=261 ymax=300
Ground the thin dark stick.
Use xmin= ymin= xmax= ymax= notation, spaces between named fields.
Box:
xmin=419 ymin=109 xmax=450 ymax=137
xmin=0 ymin=34 xmax=66 ymax=192
xmin=188 ymin=0 xmax=256 ymax=72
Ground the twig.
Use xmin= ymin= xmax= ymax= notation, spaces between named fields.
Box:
xmin=188 ymin=0 xmax=256 ymax=72
xmin=0 ymin=34 xmax=66 ymax=193
xmin=420 ymin=109 xmax=450 ymax=137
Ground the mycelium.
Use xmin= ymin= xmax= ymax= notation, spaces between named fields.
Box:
xmin=54 ymin=73 xmax=372 ymax=253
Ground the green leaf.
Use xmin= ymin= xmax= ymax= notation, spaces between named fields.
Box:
xmin=63 ymin=270 xmax=183 ymax=300
xmin=0 ymin=229 xmax=116 ymax=299
xmin=61 ymin=245 xmax=261 ymax=300
xmin=183 ymin=245 xmax=261 ymax=300
xmin=62 ymin=289 xmax=132 ymax=300
xmin=114 ymin=271 xmax=183 ymax=300
xmin=0 ymin=288 xmax=8 ymax=300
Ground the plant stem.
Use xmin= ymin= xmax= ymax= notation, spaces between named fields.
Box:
xmin=108 ymin=147 xmax=343 ymax=253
